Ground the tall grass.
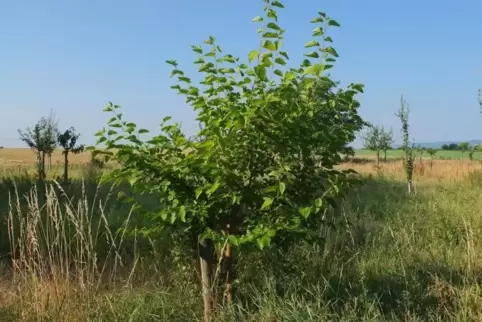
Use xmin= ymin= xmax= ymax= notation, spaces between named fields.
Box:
xmin=2 ymin=160 xmax=482 ymax=320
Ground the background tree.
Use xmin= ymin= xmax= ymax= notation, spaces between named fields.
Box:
xmin=380 ymin=128 xmax=394 ymax=162
xmin=426 ymin=148 xmax=437 ymax=169
xmin=362 ymin=125 xmax=384 ymax=165
xmin=18 ymin=116 xmax=58 ymax=181
xmin=459 ymin=141 xmax=469 ymax=159
xmin=58 ymin=127 xmax=84 ymax=183
xmin=396 ymin=95 xmax=414 ymax=194
xmin=91 ymin=4 xmax=365 ymax=320
xmin=44 ymin=110 xmax=60 ymax=170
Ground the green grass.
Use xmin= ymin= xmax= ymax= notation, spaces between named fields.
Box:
xmin=356 ymin=149 xmax=482 ymax=160
xmin=2 ymin=165 xmax=482 ymax=320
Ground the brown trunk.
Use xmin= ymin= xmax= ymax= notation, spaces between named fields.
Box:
xmin=40 ymin=151 xmax=46 ymax=180
xmin=384 ymin=150 xmax=387 ymax=162
xmin=199 ymin=237 xmax=214 ymax=322
xmin=376 ymin=151 xmax=380 ymax=166
xmin=49 ymin=153 xmax=52 ymax=170
xmin=224 ymin=224 xmax=233 ymax=305
xmin=63 ymin=152 xmax=69 ymax=183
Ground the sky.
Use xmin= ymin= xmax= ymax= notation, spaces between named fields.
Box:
xmin=1 ymin=0 xmax=481 ymax=148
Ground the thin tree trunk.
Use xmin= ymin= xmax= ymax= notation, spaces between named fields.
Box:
xmin=49 ymin=153 xmax=52 ymax=170
xmin=384 ymin=150 xmax=387 ymax=162
xmin=376 ymin=151 xmax=380 ymax=166
xmin=224 ymin=224 xmax=233 ymax=305
xmin=63 ymin=152 xmax=69 ymax=183
xmin=40 ymin=151 xmax=46 ymax=180
xmin=199 ymin=237 xmax=214 ymax=322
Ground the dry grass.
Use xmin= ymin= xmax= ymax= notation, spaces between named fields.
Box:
xmin=339 ymin=159 xmax=482 ymax=183
xmin=0 ymin=148 xmax=91 ymax=167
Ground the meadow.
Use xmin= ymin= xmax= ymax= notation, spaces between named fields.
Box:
xmin=1 ymin=148 xmax=482 ymax=321
xmin=356 ymin=149 xmax=482 ymax=160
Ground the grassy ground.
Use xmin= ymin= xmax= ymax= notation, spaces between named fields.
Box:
xmin=1 ymin=150 xmax=482 ymax=320
xmin=356 ymin=148 xmax=482 ymax=160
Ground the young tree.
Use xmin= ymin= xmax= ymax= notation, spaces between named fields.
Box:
xmin=362 ymin=125 xmax=384 ymax=165
xmin=380 ymin=128 xmax=394 ymax=162
xmin=91 ymin=2 xmax=365 ymax=320
xmin=396 ymin=95 xmax=414 ymax=194
xmin=459 ymin=141 xmax=469 ymax=159
xmin=18 ymin=116 xmax=58 ymax=180
xmin=44 ymin=110 xmax=60 ymax=170
xmin=58 ymin=127 xmax=84 ymax=183
xmin=426 ymin=148 xmax=437 ymax=169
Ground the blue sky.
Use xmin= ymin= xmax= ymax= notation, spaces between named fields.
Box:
xmin=1 ymin=0 xmax=481 ymax=148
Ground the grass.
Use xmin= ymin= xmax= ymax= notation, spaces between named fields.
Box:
xmin=1 ymin=149 xmax=482 ymax=320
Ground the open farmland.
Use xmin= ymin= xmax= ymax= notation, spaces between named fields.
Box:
xmin=356 ymin=149 xmax=482 ymax=160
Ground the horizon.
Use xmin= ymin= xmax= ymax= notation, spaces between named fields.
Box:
xmin=1 ymin=0 xmax=481 ymax=148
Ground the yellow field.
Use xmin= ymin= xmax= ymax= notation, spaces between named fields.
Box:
xmin=0 ymin=148 xmax=91 ymax=167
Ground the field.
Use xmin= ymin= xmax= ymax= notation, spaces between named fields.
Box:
xmin=1 ymin=148 xmax=482 ymax=321
xmin=356 ymin=149 xmax=482 ymax=160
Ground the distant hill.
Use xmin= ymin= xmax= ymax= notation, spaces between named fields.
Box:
xmin=405 ymin=140 xmax=482 ymax=149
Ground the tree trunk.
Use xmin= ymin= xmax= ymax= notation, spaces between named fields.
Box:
xmin=36 ymin=152 xmax=42 ymax=181
xmin=376 ymin=151 xmax=380 ymax=166
xmin=384 ymin=150 xmax=387 ymax=162
xmin=224 ymin=224 xmax=233 ymax=306
xmin=63 ymin=152 xmax=69 ymax=183
xmin=199 ymin=237 xmax=215 ymax=322
xmin=49 ymin=153 xmax=52 ymax=170
xmin=407 ymin=180 xmax=413 ymax=194
xmin=40 ymin=151 xmax=46 ymax=180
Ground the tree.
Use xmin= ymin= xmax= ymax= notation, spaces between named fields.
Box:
xmin=426 ymin=148 xmax=437 ymax=169
xmin=380 ymin=128 xmax=394 ymax=162
xmin=362 ymin=125 xmax=384 ymax=165
xmin=459 ymin=142 xmax=469 ymax=158
xmin=91 ymin=3 xmax=365 ymax=320
xmin=58 ymin=127 xmax=84 ymax=183
xmin=44 ymin=110 xmax=60 ymax=170
xmin=396 ymin=95 xmax=414 ymax=194
xmin=18 ymin=116 xmax=58 ymax=180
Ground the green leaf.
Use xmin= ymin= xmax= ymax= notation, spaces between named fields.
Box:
xmin=303 ymin=64 xmax=325 ymax=76
xmin=310 ymin=16 xmax=323 ymax=23
xmin=179 ymin=206 xmax=186 ymax=222
xmin=275 ymin=57 xmax=286 ymax=65
xmin=271 ymin=1 xmax=284 ymax=8
xmin=262 ymin=32 xmax=279 ymax=38
xmin=279 ymin=182 xmax=286 ymax=195
xmin=280 ymin=51 xmax=289 ymax=59
xmin=248 ymin=49 xmax=259 ymax=63
xmin=163 ymin=116 xmax=172 ymax=123
xmin=267 ymin=22 xmax=281 ymax=30
xmin=260 ymin=197 xmax=273 ymax=210
xmin=138 ymin=129 xmax=149 ymax=134
xmin=322 ymin=47 xmax=339 ymax=57
xmin=254 ymin=65 xmax=267 ymax=81
xmin=305 ymin=51 xmax=319 ymax=58
xmin=298 ymin=207 xmax=311 ymax=219
xmin=274 ymin=69 xmax=283 ymax=77
xmin=304 ymin=40 xmax=320 ymax=48
xmin=312 ymin=27 xmax=323 ymax=36
xmin=195 ymin=187 xmax=203 ymax=199
xmin=328 ymin=19 xmax=341 ymax=27
xmin=166 ymin=60 xmax=178 ymax=67
xmin=252 ymin=16 xmax=263 ymax=22
xmin=263 ymin=40 xmax=277 ymax=51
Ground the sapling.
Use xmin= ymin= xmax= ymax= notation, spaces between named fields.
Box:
xmin=396 ymin=95 xmax=414 ymax=194
xmin=91 ymin=1 xmax=366 ymax=320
